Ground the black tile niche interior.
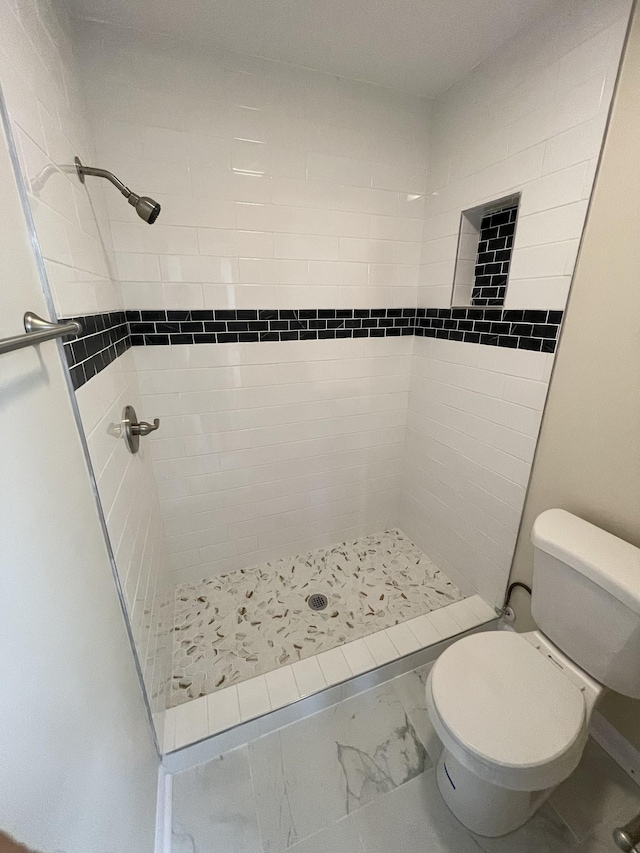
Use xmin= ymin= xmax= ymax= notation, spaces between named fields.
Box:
xmin=452 ymin=193 xmax=520 ymax=309
xmin=472 ymin=201 xmax=518 ymax=306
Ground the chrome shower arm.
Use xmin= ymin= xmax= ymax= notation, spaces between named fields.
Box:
xmin=74 ymin=155 xmax=161 ymax=224
xmin=75 ymin=159 xmax=131 ymax=197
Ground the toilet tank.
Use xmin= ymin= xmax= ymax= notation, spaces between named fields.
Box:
xmin=531 ymin=509 xmax=640 ymax=698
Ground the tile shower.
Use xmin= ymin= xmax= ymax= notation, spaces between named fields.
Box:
xmin=0 ymin=0 xmax=630 ymax=755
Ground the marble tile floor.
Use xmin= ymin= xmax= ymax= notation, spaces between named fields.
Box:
xmin=170 ymin=529 xmax=463 ymax=707
xmin=171 ymin=661 xmax=640 ymax=853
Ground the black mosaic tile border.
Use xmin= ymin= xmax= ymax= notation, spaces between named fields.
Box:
xmin=60 ymin=307 xmax=563 ymax=389
xmin=126 ymin=308 xmax=418 ymax=345
xmin=415 ymin=307 xmax=563 ymax=353
xmin=59 ymin=311 xmax=130 ymax=390
xmin=128 ymin=308 xmax=562 ymax=352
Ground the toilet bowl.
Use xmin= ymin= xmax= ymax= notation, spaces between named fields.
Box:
xmin=425 ymin=629 xmax=602 ymax=837
xmin=424 ymin=509 xmax=640 ymax=837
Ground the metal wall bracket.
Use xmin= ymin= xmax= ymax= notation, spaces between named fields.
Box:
xmin=0 ymin=312 xmax=81 ymax=356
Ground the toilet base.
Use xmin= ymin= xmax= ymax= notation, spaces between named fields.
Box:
xmin=435 ymin=749 xmax=555 ymax=837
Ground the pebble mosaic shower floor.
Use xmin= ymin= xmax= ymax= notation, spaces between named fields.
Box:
xmin=169 ymin=529 xmax=464 ymax=707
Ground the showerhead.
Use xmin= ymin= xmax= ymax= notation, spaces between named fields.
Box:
xmin=74 ymin=156 xmax=162 ymax=225
xmin=128 ymin=193 xmax=162 ymax=224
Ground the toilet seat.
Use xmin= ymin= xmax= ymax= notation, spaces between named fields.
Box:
xmin=426 ymin=631 xmax=589 ymax=791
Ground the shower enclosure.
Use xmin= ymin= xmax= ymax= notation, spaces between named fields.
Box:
xmin=0 ymin=0 xmax=629 ymax=754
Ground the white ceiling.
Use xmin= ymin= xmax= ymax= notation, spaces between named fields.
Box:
xmin=66 ymin=0 xmax=561 ymax=98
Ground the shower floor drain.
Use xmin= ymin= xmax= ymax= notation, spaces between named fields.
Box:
xmin=307 ymin=593 xmax=328 ymax=611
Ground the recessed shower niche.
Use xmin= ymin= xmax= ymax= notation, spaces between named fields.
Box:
xmin=452 ymin=194 xmax=521 ymax=308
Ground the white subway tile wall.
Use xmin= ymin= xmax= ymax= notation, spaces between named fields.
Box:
xmin=70 ymin=20 xmax=432 ymax=584
xmin=75 ymin=350 xmax=173 ymax=711
xmin=74 ymin=20 xmax=429 ymax=313
xmin=0 ymin=0 xmax=172 ymax=716
xmin=401 ymin=337 xmax=554 ymax=606
xmin=421 ymin=0 xmax=630 ymax=310
xmin=134 ymin=336 xmax=410 ymax=583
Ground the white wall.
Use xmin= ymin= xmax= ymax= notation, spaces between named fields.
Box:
xmin=510 ymin=4 xmax=640 ymax=747
xmin=75 ymin=351 xmax=173 ymax=711
xmin=0 ymin=1 xmax=117 ymax=316
xmin=74 ymin=21 xmax=429 ymax=313
xmin=72 ymin=21 xmax=428 ymax=580
xmin=421 ymin=0 xmax=630 ymax=310
xmin=0 ymin=62 xmax=158 ymax=851
xmin=135 ymin=336 xmax=409 ymax=582
xmin=401 ymin=338 xmax=553 ymax=604
xmin=400 ymin=0 xmax=630 ymax=606
xmin=0 ymin=0 xmax=172 ymax=716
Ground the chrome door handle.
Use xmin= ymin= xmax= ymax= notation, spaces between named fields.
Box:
xmin=122 ymin=405 xmax=160 ymax=454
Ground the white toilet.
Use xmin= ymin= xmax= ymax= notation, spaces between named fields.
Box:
xmin=426 ymin=508 xmax=640 ymax=837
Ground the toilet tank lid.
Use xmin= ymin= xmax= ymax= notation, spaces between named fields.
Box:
xmin=532 ymin=509 xmax=640 ymax=615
